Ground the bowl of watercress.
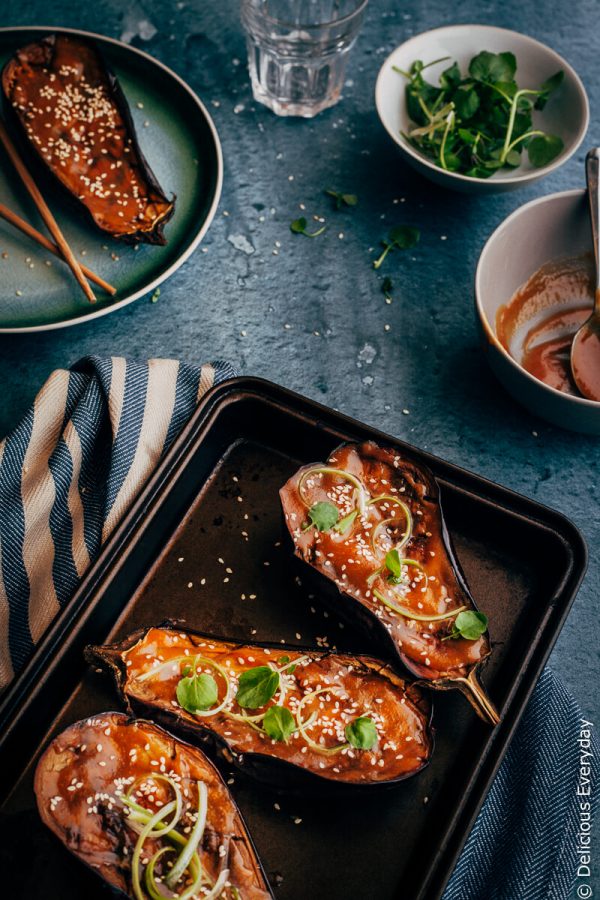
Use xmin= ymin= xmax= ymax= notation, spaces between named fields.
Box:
xmin=375 ymin=24 xmax=589 ymax=193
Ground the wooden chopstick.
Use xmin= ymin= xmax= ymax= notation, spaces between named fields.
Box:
xmin=0 ymin=118 xmax=97 ymax=303
xmin=0 ymin=202 xmax=116 ymax=295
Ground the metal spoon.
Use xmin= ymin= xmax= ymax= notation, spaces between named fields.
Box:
xmin=571 ymin=148 xmax=600 ymax=401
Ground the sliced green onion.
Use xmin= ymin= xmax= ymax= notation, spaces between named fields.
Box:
xmin=136 ymin=654 xmax=192 ymax=682
xmin=144 ymin=846 xmax=176 ymax=900
xmin=373 ymin=588 xmax=468 ymax=622
xmin=298 ymin=466 xmax=368 ymax=517
xmin=203 ymin=868 xmax=231 ymax=900
xmin=132 ymin=800 xmax=178 ymax=900
xmin=166 ymin=781 xmax=208 ymax=888
xmin=296 ymin=688 xmax=348 ymax=756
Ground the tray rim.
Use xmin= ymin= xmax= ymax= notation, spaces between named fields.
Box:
xmin=0 ymin=24 xmax=223 ymax=333
xmin=0 ymin=376 xmax=589 ymax=899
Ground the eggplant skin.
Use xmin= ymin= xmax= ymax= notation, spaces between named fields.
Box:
xmin=2 ymin=33 xmax=175 ymax=244
xmin=34 ymin=712 xmax=273 ymax=899
xmin=279 ymin=442 xmax=497 ymax=723
xmin=86 ymin=623 xmax=433 ymax=792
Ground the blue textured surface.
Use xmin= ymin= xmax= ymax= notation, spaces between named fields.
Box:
xmin=0 ymin=0 xmax=598 ymax=890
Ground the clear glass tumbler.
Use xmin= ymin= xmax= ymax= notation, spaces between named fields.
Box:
xmin=241 ymin=0 xmax=368 ymax=118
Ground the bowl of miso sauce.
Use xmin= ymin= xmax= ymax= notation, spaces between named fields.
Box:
xmin=476 ymin=189 xmax=600 ymax=434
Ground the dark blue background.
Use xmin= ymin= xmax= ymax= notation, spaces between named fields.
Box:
xmin=0 ymin=2 xmax=597 ymax=892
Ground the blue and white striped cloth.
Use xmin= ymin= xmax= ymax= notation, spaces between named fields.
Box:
xmin=0 ymin=356 xmax=597 ymax=898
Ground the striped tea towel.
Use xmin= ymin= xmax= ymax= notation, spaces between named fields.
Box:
xmin=0 ymin=355 xmax=597 ymax=899
xmin=0 ymin=354 xmax=234 ymax=688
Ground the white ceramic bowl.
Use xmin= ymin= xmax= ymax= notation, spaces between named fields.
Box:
xmin=476 ymin=189 xmax=600 ymax=434
xmin=375 ymin=24 xmax=589 ymax=194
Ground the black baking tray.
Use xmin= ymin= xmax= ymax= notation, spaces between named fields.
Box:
xmin=0 ymin=377 xmax=587 ymax=900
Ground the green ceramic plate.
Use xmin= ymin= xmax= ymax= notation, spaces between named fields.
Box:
xmin=0 ymin=26 xmax=222 ymax=332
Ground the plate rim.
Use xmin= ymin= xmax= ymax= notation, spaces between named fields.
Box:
xmin=0 ymin=24 xmax=223 ymax=333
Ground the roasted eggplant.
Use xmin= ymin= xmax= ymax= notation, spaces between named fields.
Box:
xmin=280 ymin=442 xmax=499 ymax=725
xmin=2 ymin=33 xmax=175 ymax=244
xmin=86 ymin=624 xmax=433 ymax=789
xmin=35 ymin=712 xmax=272 ymax=899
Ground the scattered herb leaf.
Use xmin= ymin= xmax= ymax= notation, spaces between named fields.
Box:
xmin=334 ymin=509 xmax=359 ymax=534
xmin=397 ymin=51 xmax=564 ymax=178
xmin=373 ymin=225 xmax=420 ymax=269
xmin=325 ymin=188 xmax=358 ymax=209
xmin=236 ymin=665 xmax=280 ymax=709
xmin=385 ymin=548 xmax=404 ymax=584
xmin=290 ymin=216 xmax=326 ymax=237
xmin=176 ymin=673 xmax=219 ymax=713
xmin=263 ymin=705 xmax=296 ymax=742
xmin=302 ymin=500 xmax=339 ymax=532
xmin=345 ymin=716 xmax=378 ymax=749
xmin=278 ymin=655 xmax=296 ymax=674
xmin=444 ymin=610 xmax=489 ymax=641
xmin=382 ymin=276 xmax=394 ymax=301
xmin=150 ymin=287 xmax=161 ymax=303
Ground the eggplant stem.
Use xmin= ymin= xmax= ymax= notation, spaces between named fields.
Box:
xmin=455 ymin=669 xmax=500 ymax=725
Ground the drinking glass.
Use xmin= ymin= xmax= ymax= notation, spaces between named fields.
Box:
xmin=241 ymin=0 xmax=368 ymax=117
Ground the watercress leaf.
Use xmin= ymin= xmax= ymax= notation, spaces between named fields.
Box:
xmin=458 ymin=128 xmax=477 ymax=145
xmin=535 ymin=70 xmax=564 ymax=108
xmin=406 ymin=86 xmax=428 ymax=125
xmin=176 ymin=673 xmax=219 ymax=713
xmin=263 ymin=705 xmax=296 ymax=742
xmin=528 ymin=133 xmax=563 ymax=167
xmin=491 ymin=79 xmax=518 ymax=99
xmin=440 ymin=61 xmax=461 ymax=90
xmin=345 ymin=716 xmax=378 ymax=750
xmin=236 ymin=666 xmax=280 ymax=709
xmin=389 ymin=225 xmax=420 ymax=250
xmin=278 ymin=655 xmax=290 ymax=665
xmin=306 ymin=500 xmax=339 ymax=532
xmin=469 ymin=50 xmax=516 ymax=84
xmin=453 ymin=86 xmax=480 ymax=120
xmin=504 ymin=148 xmax=522 ymax=168
xmin=385 ymin=548 xmax=402 ymax=580
xmin=341 ymin=193 xmax=358 ymax=207
xmin=454 ymin=610 xmax=488 ymax=640
xmin=290 ymin=217 xmax=307 ymax=234
xmin=442 ymin=151 xmax=462 ymax=171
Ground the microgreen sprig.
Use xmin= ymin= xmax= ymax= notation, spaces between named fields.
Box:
xmin=325 ymin=188 xmax=358 ymax=209
xmin=373 ymin=225 xmax=420 ymax=269
xmin=302 ymin=500 xmax=339 ymax=532
xmin=290 ymin=216 xmax=326 ymax=237
xmin=442 ymin=610 xmax=489 ymax=641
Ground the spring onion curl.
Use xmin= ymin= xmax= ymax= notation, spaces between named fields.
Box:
xmin=373 ymin=588 xmax=468 ymax=623
xmin=295 ymin=688 xmax=349 ymax=756
xmin=298 ymin=466 xmax=368 ymax=517
xmin=369 ymin=495 xmax=413 ymax=556
xmin=125 ymin=774 xmax=182 ymax=836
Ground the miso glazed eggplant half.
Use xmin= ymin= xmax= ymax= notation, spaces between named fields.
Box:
xmin=87 ymin=624 xmax=433 ymax=789
xmin=35 ymin=712 xmax=273 ymax=900
xmin=2 ymin=33 xmax=175 ymax=244
xmin=280 ymin=442 xmax=499 ymax=725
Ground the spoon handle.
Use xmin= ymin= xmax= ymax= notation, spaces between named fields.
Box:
xmin=586 ymin=147 xmax=600 ymax=313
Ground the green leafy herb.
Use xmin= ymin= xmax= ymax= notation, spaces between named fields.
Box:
xmin=150 ymin=287 xmax=161 ymax=303
xmin=236 ymin=665 xmax=280 ymax=709
xmin=176 ymin=673 xmax=219 ymax=713
xmin=345 ymin=716 xmax=378 ymax=750
xmin=373 ymin=225 xmax=420 ymax=269
xmin=302 ymin=500 xmax=339 ymax=532
xmin=278 ymin=655 xmax=296 ymax=674
xmin=334 ymin=509 xmax=359 ymax=534
xmin=263 ymin=705 xmax=296 ymax=742
xmin=444 ymin=610 xmax=489 ymax=641
xmin=397 ymin=51 xmax=564 ymax=178
xmin=290 ymin=216 xmax=326 ymax=237
xmin=385 ymin=548 xmax=404 ymax=584
xmin=382 ymin=276 xmax=394 ymax=302
xmin=325 ymin=188 xmax=358 ymax=209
